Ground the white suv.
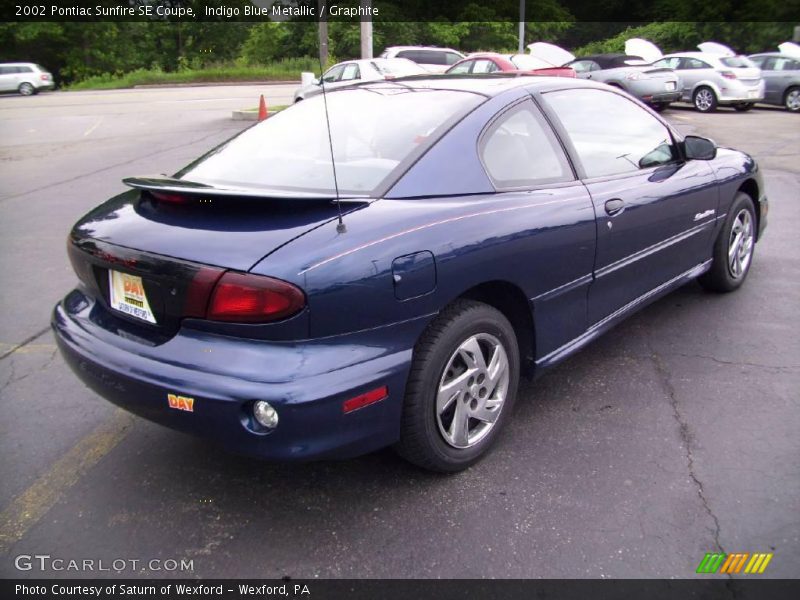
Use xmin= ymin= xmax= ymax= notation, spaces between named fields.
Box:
xmin=379 ymin=47 xmax=464 ymax=73
xmin=0 ymin=62 xmax=55 ymax=96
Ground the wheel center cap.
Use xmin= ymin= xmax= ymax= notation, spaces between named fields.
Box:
xmin=469 ymin=384 xmax=480 ymax=398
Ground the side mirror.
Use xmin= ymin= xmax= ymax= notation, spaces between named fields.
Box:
xmin=684 ymin=135 xmax=717 ymax=160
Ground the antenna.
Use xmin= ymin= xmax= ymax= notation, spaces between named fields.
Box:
xmin=317 ymin=50 xmax=347 ymax=234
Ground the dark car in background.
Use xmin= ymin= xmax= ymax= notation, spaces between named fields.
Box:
xmin=564 ymin=53 xmax=680 ymax=110
xmin=53 ymin=76 xmax=767 ymax=473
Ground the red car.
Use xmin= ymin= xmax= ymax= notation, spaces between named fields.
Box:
xmin=445 ymin=53 xmax=576 ymax=78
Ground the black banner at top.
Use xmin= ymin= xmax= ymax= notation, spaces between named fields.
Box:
xmin=2 ymin=0 xmax=799 ymax=23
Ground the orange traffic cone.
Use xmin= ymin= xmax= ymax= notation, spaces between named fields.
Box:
xmin=257 ymin=95 xmax=268 ymax=121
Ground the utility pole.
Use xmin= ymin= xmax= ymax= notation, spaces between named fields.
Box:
xmin=518 ymin=0 xmax=525 ymax=53
xmin=360 ymin=0 xmax=373 ymax=59
xmin=318 ymin=0 xmax=328 ymax=67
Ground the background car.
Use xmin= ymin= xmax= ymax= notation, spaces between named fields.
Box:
xmin=564 ymin=53 xmax=681 ymax=111
xmin=379 ymin=46 xmax=465 ymax=73
xmin=748 ymin=43 xmax=800 ymax=112
xmin=54 ymin=77 xmax=766 ymax=473
xmin=652 ymin=49 xmax=764 ymax=112
xmin=445 ymin=52 xmax=576 ymax=78
xmin=0 ymin=62 xmax=54 ymax=95
xmin=293 ymin=57 xmax=427 ymax=101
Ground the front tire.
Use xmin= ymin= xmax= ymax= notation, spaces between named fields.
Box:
xmin=18 ymin=82 xmax=35 ymax=96
xmin=693 ymin=86 xmax=717 ymax=112
xmin=784 ymin=87 xmax=800 ymax=112
xmin=395 ymin=299 xmax=520 ymax=473
xmin=699 ymin=192 xmax=756 ymax=293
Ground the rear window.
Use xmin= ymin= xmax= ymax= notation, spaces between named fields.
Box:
xmin=177 ymin=87 xmax=483 ymax=196
xmin=720 ymin=56 xmax=756 ymax=68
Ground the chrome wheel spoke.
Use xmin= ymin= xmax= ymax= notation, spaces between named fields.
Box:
xmin=436 ymin=332 xmax=510 ymax=449
xmin=727 ymin=209 xmax=754 ymax=279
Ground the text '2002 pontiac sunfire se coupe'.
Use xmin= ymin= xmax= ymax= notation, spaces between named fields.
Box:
xmin=53 ymin=76 xmax=767 ymax=472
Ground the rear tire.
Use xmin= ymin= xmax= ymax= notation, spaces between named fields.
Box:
xmin=693 ymin=86 xmax=717 ymax=112
xmin=18 ymin=82 xmax=35 ymax=96
xmin=699 ymin=192 xmax=756 ymax=293
xmin=784 ymin=87 xmax=800 ymax=112
xmin=651 ymin=103 xmax=668 ymax=112
xmin=395 ymin=299 xmax=520 ymax=473
xmin=733 ymin=102 xmax=754 ymax=112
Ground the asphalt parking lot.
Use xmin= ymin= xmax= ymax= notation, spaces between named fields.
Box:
xmin=0 ymin=86 xmax=798 ymax=579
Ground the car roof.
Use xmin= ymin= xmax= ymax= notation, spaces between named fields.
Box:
xmin=0 ymin=62 xmax=39 ymax=67
xmin=384 ymin=46 xmax=462 ymax=54
xmin=340 ymin=74 xmax=607 ymax=97
xmin=663 ymin=51 xmax=723 ymax=61
xmin=574 ymin=54 xmax=645 ymax=68
xmin=749 ymin=52 xmax=794 ymax=58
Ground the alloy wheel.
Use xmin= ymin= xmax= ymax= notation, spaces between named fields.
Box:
xmin=695 ymin=89 xmax=714 ymax=111
xmin=786 ymin=89 xmax=800 ymax=112
xmin=436 ymin=333 xmax=509 ymax=449
xmin=728 ymin=208 xmax=754 ymax=279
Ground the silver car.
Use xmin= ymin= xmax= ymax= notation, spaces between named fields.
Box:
xmin=0 ymin=62 xmax=54 ymax=96
xmin=293 ymin=58 xmax=427 ymax=102
xmin=652 ymin=51 xmax=764 ymax=112
xmin=748 ymin=46 xmax=800 ymax=112
xmin=564 ymin=54 xmax=681 ymax=111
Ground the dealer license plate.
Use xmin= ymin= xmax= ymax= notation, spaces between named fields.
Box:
xmin=108 ymin=270 xmax=157 ymax=324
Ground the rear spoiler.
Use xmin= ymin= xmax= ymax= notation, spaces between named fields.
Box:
xmin=122 ymin=176 xmax=370 ymax=202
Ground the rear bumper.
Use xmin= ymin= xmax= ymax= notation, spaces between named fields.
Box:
xmin=718 ymin=81 xmax=765 ymax=104
xmin=52 ymin=290 xmax=419 ymax=461
xmin=645 ymin=91 xmax=682 ymax=104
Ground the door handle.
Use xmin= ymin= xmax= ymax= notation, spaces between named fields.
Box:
xmin=605 ymin=198 xmax=625 ymax=216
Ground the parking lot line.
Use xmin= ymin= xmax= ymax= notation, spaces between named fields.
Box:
xmin=0 ymin=409 xmax=134 ymax=554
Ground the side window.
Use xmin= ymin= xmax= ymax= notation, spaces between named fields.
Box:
xmin=340 ymin=63 xmax=360 ymax=81
xmin=480 ymin=101 xmax=573 ymax=188
xmin=0 ymin=66 xmax=11 ymax=75
xmin=654 ymin=57 xmax=681 ymax=70
xmin=775 ymin=57 xmax=799 ymax=71
xmin=322 ymin=65 xmax=345 ymax=83
xmin=544 ymin=88 xmax=678 ymax=179
xmin=18 ymin=66 xmax=33 ymax=73
xmin=472 ymin=59 xmax=498 ymax=74
xmin=570 ymin=60 xmax=598 ymax=74
xmin=445 ymin=53 xmax=462 ymax=65
xmin=683 ymin=58 xmax=711 ymax=69
xmin=749 ymin=56 xmax=766 ymax=68
xmin=420 ymin=51 xmax=447 ymax=66
xmin=448 ymin=61 xmax=473 ymax=74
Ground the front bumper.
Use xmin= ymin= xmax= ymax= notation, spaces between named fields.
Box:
xmin=53 ymin=289 xmax=419 ymax=461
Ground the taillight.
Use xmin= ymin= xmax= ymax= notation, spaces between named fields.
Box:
xmin=207 ymin=272 xmax=305 ymax=323
xmin=150 ymin=191 xmax=188 ymax=204
xmin=41 ymin=73 xmax=51 ymax=81
xmin=720 ymin=70 xmax=737 ymax=80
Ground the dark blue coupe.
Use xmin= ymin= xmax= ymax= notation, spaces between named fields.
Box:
xmin=53 ymin=76 xmax=767 ymax=472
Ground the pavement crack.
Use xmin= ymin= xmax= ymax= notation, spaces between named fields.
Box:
xmin=649 ymin=350 xmax=726 ymax=557
xmin=664 ymin=351 xmax=799 ymax=372
xmin=0 ymin=326 xmax=51 ymax=361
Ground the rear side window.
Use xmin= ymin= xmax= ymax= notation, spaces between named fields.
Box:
xmin=720 ymin=56 xmax=755 ymax=68
xmin=683 ymin=58 xmax=712 ymax=69
xmin=17 ymin=66 xmax=33 ymax=73
xmin=544 ymin=88 xmax=677 ymax=179
xmin=480 ymin=100 xmax=573 ymax=188
xmin=341 ymin=63 xmax=360 ymax=81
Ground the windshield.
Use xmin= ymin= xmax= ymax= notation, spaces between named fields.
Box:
xmin=721 ymin=56 xmax=756 ymax=68
xmin=177 ymin=87 xmax=482 ymax=196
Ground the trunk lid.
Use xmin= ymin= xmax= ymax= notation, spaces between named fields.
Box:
xmin=69 ymin=185 xmax=364 ymax=336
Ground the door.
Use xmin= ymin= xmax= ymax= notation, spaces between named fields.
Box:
xmin=762 ymin=56 xmax=800 ymax=104
xmin=0 ymin=66 xmax=17 ymax=91
xmin=678 ymin=57 xmax=715 ymax=101
xmin=541 ymin=87 xmax=719 ymax=325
